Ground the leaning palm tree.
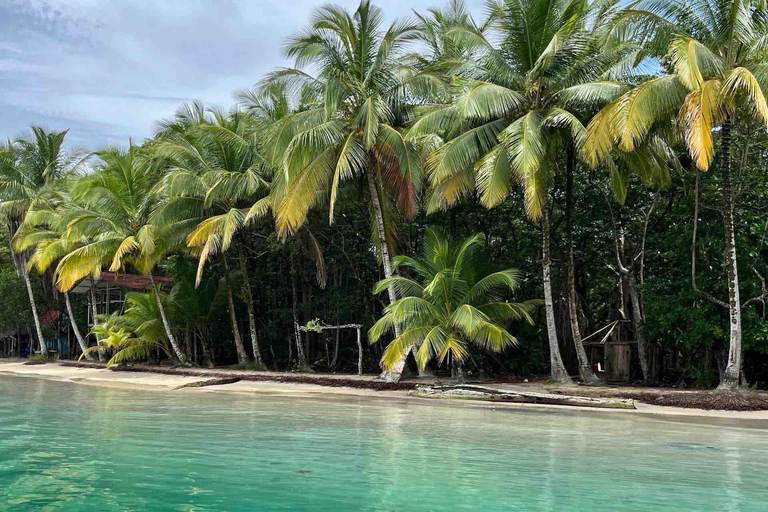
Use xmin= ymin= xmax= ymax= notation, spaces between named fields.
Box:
xmin=369 ymin=228 xmax=538 ymax=376
xmin=53 ymin=146 xmax=189 ymax=365
xmin=0 ymin=127 xmax=87 ymax=356
xmin=261 ymin=0 xmax=443 ymax=381
xmin=585 ymin=0 xmax=768 ymax=389
xmin=409 ymin=0 xmax=634 ymax=382
xmin=12 ymin=181 xmax=95 ymax=359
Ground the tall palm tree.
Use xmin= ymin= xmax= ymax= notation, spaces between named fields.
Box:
xmin=409 ymin=0 xmax=633 ymax=383
xmin=261 ymin=0 xmax=440 ymax=381
xmin=369 ymin=228 xmax=538 ymax=377
xmin=153 ymin=103 xmax=271 ymax=365
xmin=0 ymin=127 xmax=87 ymax=356
xmin=53 ymin=146 xmax=189 ymax=365
xmin=585 ymin=0 xmax=768 ymax=389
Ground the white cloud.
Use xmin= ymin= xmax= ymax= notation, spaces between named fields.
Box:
xmin=0 ymin=0 xmax=484 ymax=147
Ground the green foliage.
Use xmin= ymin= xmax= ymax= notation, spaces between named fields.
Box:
xmin=369 ymin=228 xmax=539 ymax=370
xmin=25 ymin=353 xmax=51 ymax=364
xmin=81 ymin=292 xmax=172 ymax=367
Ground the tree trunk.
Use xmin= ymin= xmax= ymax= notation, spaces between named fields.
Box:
xmin=223 ymin=258 xmax=248 ymax=365
xmin=565 ymin=145 xmax=599 ymax=384
xmin=65 ymin=292 xmax=92 ymax=360
xmin=238 ymin=247 xmax=263 ymax=366
xmin=331 ymin=322 xmax=340 ymax=369
xmin=19 ymin=253 xmax=47 ymax=357
xmin=627 ymin=273 xmax=651 ymax=383
xmin=89 ymin=288 xmax=106 ymax=362
xmin=356 ymin=327 xmax=363 ymax=376
xmin=8 ymin=222 xmax=22 ymax=277
xmin=290 ymin=258 xmax=307 ymax=368
xmin=149 ymin=275 xmax=187 ymax=365
xmin=541 ymin=206 xmax=571 ymax=383
xmin=367 ymin=170 xmax=405 ymax=382
xmin=717 ymin=118 xmax=742 ymax=390
xmin=199 ymin=332 xmax=213 ymax=368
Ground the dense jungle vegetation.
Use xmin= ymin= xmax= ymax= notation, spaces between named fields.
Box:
xmin=1 ymin=0 xmax=767 ymax=389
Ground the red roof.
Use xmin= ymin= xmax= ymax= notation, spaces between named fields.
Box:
xmin=42 ymin=310 xmax=60 ymax=326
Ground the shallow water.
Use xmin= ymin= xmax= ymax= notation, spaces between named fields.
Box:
xmin=1 ymin=376 xmax=767 ymax=511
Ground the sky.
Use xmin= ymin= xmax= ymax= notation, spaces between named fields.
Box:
xmin=0 ymin=0 xmax=483 ymax=149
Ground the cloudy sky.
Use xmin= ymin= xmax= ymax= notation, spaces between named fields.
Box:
xmin=1 ymin=0 xmax=483 ymax=149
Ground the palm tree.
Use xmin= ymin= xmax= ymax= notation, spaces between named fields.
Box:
xmin=53 ymin=146 xmax=189 ymax=365
xmin=81 ymin=291 xmax=172 ymax=367
xmin=261 ymin=0 xmax=442 ymax=381
xmin=0 ymin=127 xmax=87 ymax=356
xmin=369 ymin=228 xmax=538 ymax=377
xmin=12 ymin=181 xmax=95 ymax=359
xmin=585 ymin=0 xmax=768 ymax=389
xmin=153 ymin=102 xmax=271 ymax=365
xmin=409 ymin=0 xmax=633 ymax=383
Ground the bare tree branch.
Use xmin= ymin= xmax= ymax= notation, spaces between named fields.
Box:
xmin=742 ymin=266 xmax=767 ymax=313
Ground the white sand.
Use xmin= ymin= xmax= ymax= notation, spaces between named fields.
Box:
xmin=2 ymin=360 xmax=768 ymax=422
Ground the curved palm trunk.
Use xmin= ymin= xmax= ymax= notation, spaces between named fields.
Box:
xmin=367 ymin=171 xmax=405 ymax=382
xmin=20 ymin=253 xmax=47 ymax=357
xmin=149 ymin=275 xmax=188 ymax=365
xmin=238 ymin=247 xmax=263 ymax=366
xmin=223 ymin=258 xmax=248 ymax=365
xmin=541 ymin=207 xmax=571 ymax=384
xmin=565 ymin=147 xmax=599 ymax=384
xmin=718 ymin=119 xmax=742 ymax=390
xmin=65 ymin=291 xmax=92 ymax=360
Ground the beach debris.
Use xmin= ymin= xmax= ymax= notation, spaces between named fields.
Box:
xmin=174 ymin=377 xmax=242 ymax=390
xmin=410 ymin=384 xmax=635 ymax=409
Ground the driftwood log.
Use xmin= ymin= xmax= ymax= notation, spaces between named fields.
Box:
xmin=410 ymin=385 xmax=635 ymax=409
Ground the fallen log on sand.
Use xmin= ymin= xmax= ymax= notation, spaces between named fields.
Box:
xmin=410 ymin=384 xmax=635 ymax=409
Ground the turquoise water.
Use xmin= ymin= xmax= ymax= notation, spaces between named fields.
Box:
xmin=1 ymin=376 xmax=767 ymax=511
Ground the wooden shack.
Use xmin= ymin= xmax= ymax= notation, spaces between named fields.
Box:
xmin=69 ymin=272 xmax=173 ymax=330
xmin=582 ymin=320 xmax=636 ymax=383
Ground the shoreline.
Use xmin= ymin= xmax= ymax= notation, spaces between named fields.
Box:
xmin=3 ymin=360 xmax=768 ymax=423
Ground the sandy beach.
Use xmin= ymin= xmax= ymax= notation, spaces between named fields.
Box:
xmin=2 ymin=360 xmax=768 ymax=423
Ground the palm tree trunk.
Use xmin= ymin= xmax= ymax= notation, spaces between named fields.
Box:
xmin=565 ymin=145 xmax=598 ymax=384
xmin=65 ymin=291 xmax=92 ymax=360
xmin=290 ymin=259 xmax=307 ymax=368
xmin=238 ymin=246 xmax=263 ymax=366
xmin=541 ymin=206 xmax=571 ymax=384
xmin=222 ymin=258 xmax=248 ymax=365
xmin=19 ymin=252 xmax=47 ymax=357
xmin=367 ymin=170 xmax=405 ymax=382
xmin=89 ymin=288 xmax=105 ymax=362
xmin=717 ymin=118 xmax=742 ymax=390
xmin=149 ymin=275 xmax=188 ymax=365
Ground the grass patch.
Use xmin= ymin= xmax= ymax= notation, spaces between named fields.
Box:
xmin=24 ymin=353 xmax=51 ymax=365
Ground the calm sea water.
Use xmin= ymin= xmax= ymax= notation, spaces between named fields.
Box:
xmin=1 ymin=375 xmax=767 ymax=511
